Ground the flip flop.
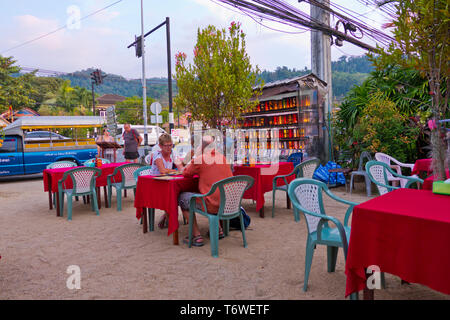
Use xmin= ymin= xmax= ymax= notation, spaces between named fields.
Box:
xmin=183 ymin=235 xmax=204 ymax=247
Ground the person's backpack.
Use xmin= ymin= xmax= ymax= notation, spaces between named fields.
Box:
xmin=229 ymin=206 xmax=251 ymax=230
xmin=123 ymin=129 xmax=140 ymax=144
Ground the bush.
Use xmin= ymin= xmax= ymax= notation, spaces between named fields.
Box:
xmin=354 ymin=92 xmax=419 ymax=163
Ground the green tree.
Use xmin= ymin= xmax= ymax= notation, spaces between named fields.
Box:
xmin=56 ymin=80 xmax=77 ymax=111
xmin=353 ymin=92 xmax=420 ymax=163
xmin=174 ymin=22 xmax=263 ymax=129
xmin=369 ymin=0 xmax=450 ymax=180
xmin=115 ymin=96 xmax=156 ymax=125
xmin=0 ymin=55 xmax=37 ymax=112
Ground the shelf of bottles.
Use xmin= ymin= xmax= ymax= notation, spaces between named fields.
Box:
xmin=238 ymin=90 xmax=319 ymax=158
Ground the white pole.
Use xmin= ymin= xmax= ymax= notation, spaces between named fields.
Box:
xmin=141 ymin=0 xmax=148 ymax=152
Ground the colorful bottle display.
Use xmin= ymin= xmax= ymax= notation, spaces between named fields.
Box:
xmin=240 ymin=92 xmax=317 ymax=156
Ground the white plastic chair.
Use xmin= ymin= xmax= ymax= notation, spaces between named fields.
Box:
xmin=374 ymin=152 xmax=414 ymax=188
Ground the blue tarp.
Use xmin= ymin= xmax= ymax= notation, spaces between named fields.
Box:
xmin=313 ymin=161 xmax=346 ymax=186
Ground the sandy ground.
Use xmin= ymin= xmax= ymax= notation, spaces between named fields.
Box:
xmin=0 ymin=176 xmax=448 ymax=300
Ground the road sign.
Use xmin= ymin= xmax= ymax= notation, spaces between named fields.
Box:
xmin=150 ymin=102 xmax=162 ymax=115
xmin=150 ymin=102 xmax=162 ymax=125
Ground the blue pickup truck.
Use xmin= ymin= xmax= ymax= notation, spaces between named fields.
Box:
xmin=0 ymin=116 xmax=104 ymax=177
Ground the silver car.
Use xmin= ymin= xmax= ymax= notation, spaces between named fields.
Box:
xmin=24 ymin=131 xmax=70 ymax=141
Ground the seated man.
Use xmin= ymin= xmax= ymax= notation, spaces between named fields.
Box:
xmin=178 ymin=136 xmax=233 ymax=247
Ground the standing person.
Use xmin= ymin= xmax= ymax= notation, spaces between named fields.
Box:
xmin=96 ymin=127 xmax=114 ymax=162
xmin=122 ymin=123 xmax=143 ymax=163
xmin=178 ymin=136 xmax=233 ymax=247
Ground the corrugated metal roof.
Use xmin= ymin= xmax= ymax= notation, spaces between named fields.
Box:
xmin=254 ymin=73 xmax=327 ymax=90
xmin=3 ymin=116 xmax=105 ymax=136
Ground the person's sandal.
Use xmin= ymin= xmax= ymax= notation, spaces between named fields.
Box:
xmin=206 ymin=229 xmax=225 ymax=239
xmin=157 ymin=215 xmax=168 ymax=229
xmin=183 ymin=235 xmax=204 ymax=247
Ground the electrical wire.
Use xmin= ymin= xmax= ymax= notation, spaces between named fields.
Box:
xmin=1 ymin=0 xmax=124 ymax=54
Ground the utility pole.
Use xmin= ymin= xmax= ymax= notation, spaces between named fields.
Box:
xmin=166 ymin=17 xmax=174 ymax=133
xmin=140 ymin=0 xmax=149 ymax=154
xmin=127 ymin=17 xmax=174 ymax=136
xmin=310 ymin=0 xmax=332 ymax=162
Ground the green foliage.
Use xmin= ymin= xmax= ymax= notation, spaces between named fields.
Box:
xmin=175 ymin=22 xmax=263 ymax=128
xmin=0 ymin=55 xmax=37 ymax=113
xmin=115 ymin=96 xmax=156 ymax=125
xmin=60 ymin=69 xmax=175 ymax=105
xmin=369 ymin=0 xmax=449 ymax=179
xmin=353 ymin=92 xmax=420 ymax=163
xmin=337 ymin=64 xmax=431 ymax=129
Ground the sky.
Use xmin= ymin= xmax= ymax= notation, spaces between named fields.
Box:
xmin=0 ymin=0 xmax=390 ymax=79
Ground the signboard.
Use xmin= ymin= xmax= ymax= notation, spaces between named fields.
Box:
xmin=106 ymin=106 xmax=118 ymax=137
xmin=171 ymin=129 xmax=179 ymax=138
xmin=150 ymin=102 xmax=163 ymax=124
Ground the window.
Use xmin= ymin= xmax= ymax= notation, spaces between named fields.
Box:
xmin=0 ymin=138 xmax=17 ymax=153
xmin=99 ymin=111 xmax=106 ymax=118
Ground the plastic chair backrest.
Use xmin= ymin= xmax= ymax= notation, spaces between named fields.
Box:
xmin=216 ymin=175 xmax=254 ymax=218
xmin=62 ymin=167 xmax=101 ymax=194
xmin=133 ymin=165 xmax=153 ymax=182
xmin=296 ymin=158 xmax=320 ymax=178
xmin=47 ymin=161 xmax=77 ymax=169
xmin=366 ymin=160 xmax=391 ymax=195
xmin=357 ymin=151 xmax=372 ymax=171
xmin=117 ymin=163 xmax=144 ymax=187
xmin=291 ymin=181 xmax=324 ymax=234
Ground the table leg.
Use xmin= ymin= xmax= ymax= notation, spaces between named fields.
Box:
xmin=173 ymin=230 xmax=179 ymax=245
xmin=259 ymin=207 xmax=264 ymax=218
xmin=286 ymin=196 xmax=291 ymax=210
xmin=104 ymin=186 xmax=108 ymax=208
xmin=124 ymin=189 xmax=127 ymax=198
xmin=97 ymin=187 xmax=101 ymax=210
xmin=47 ymin=173 xmax=53 ymax=210
xmin=56 ymin=191 xmax=61 ymax=217
xmin=143 ymin=208 xmax=148 ymax=234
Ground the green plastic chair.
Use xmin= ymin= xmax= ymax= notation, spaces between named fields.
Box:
xmin=83 ymin=158 xmax=111 ymax=167
xmin=46 ymin=161 xmax=78 ymax=169
xmin=365 ymin=160 xmax=423 ymax=196
xmin=58 ymin=167 xmax=101 ymax=221
xmin=47 ymin=161 xmax=79 ymax=206
xmin=272 ymin=158 xmax=320 ymax=219
xmin=133 ymin=165 xmax=156 ymax=228
xmin=287 ymin=178 xmax=358 ymax=293
xmin=132 ymin=165 xmax=153 ymax=182
xmin=107 ymin=163 xmax=144 ymax=211
xmin=187 ymin=175 xmax=254 ymax=258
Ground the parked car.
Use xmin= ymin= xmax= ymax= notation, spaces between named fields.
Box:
xmin=24 ymin=131 xmax=70 ymax=141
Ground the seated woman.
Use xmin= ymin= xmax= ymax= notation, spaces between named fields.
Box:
xmin=151 ymin=133 xmax=184 ymax=228
xmin=96 ymin=127 xmax=115 ymax=162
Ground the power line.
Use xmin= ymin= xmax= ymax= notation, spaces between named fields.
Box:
xmin=1 ymin=0 xmax=124 ymax=54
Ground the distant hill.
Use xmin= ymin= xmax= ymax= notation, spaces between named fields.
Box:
xmin=55 ymin=55 xmax=373 ymax=102
xmin=59 ymin=68 xmax=176 ymax=105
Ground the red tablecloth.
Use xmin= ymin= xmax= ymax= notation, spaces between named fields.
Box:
xmin=134 ymin=175 xmax=199 ymax=236
xmin=412 ymin=158 xmax=433 ymax=176
xmin=345 ymin=188 xmax=450 ymax=298
xmin=232 ymin=162 xmax=294 ymax=212
xmin=43 ymin=162 xmax=128 ymax=192
xmin=423 ymin=169 xmax=450 ymax=190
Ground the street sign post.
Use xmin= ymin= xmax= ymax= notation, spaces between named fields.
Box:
xmin=106 ymin=106 xmax=118 ymax=139
xmin=150 ymin=102 xmax=163 ymax=125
